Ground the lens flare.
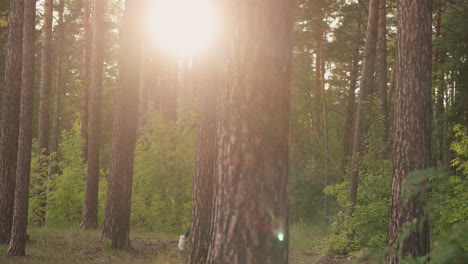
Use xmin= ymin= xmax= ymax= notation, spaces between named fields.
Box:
xmin=277 ymin=232 xmax=285 ymax=242
xmin=147 ymin=0 xmax=217 ymax=56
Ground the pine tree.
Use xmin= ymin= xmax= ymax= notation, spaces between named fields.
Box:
xmin=102 ymin=0 xmax=143 ymax=249
xmin=387 ymin=0 xmax=432 ymax=261
xmin=207 ymin=0 xmax=293 ymax=262
xmin=0 ymin=0 xmax=24 ymax=244
xmin=82 ymin=0 xmax=105 ymax=230
xmin=7 ymin=0 xmax=36 ymax=254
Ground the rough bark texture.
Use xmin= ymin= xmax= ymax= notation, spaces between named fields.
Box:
xmin=348 ymin=0 xmax=380 ymax=213
xmin=188 ymin=57 xmax=219 ymax=264
xmin=377 ymin=0 xmax=388 ymax=143
xmin=50 ymin=0 xmax=64 ymax=181
xmin=7 ymin=0 xmax=35 ymax=255
xmin=35 ymin=0 xmax=53 ymax=225
xmin=102 ymin=0 xmax=142 ymax=249
xmin=82 ymin=0 xmax=105 ymax=230
xmin=206 ymin=0 xmax=292 ymax=263
xmin=0 ymin=0 xmax=24 ymax=244
xmin=386 ymin=0 xmax=432 ymax=262
xmin=81 ymin=0 xmax=90 ymax=161
xmin=341 ymin=21 xmax=361 ymax=177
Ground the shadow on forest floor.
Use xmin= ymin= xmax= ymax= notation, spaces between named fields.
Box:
xmin=0 ymin=226 xmax=358 ymax=263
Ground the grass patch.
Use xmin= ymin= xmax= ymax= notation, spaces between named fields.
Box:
xmin=0 ymin=224 xmax=337 ymax=263
xmin=0 ymin=226 xmax=183 ymax=264
xmin=290 ymin=222 xmax=330 ymax=252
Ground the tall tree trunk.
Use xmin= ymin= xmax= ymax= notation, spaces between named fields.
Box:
xmin=387 ymin=58 xmax=396 ymax=108
xmin=434 ymin=0 xmax=445 ymax=167
xmin=7 ymin=0 xmax=36 ymax=255
xmin=81 ymin=0 xmax=90 ymax=161
xmin=348 ymin=0 xmax=380 ymax=214
xmin=50 ymin=0 xmax=64 ymax=181
xmin=386 ymin=0 xmax=432 ymax=261
xmin=138 ymin=44 xmax=151 ymax=130
xmin=377 ymin=0 xmax=388 ymax=143
xmin=160 ymin=55 xmax=178 ymax=122
xmin=341 ymin=21 xmax=362 ymax=178
xmin=188 ymin=56 xmax=220 ymax=264
xmin=207 ymin=0 xmax=292 ymax=263
xmin=35 ymin=0 xmax=53 ymax=225
xmin=0 ymin=0 xmax=24 ymax=244
xmin=321 ymin=52 xmax=330 ymax=225
xmin=82 ymin=0 xmax=105 ymax=230
xmin=313 ymin=20 xmax=323 ymax=136
xmin=101 ymin=0 xmax=143 ymax=249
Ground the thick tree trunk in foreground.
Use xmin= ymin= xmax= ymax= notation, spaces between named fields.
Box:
xmin=7 ymin=0 xmax=36 ymax=255
xmin=35 ymin=0 xmax=54 ymax=225
xmin=341 ymin=21 xmax=361 ymax=177
xmin=50 ymin=0 xmax=64 ymax=180
xmin=377 ymin=0 xmax=388 ymax=143
xmin=387 ymin=0 xmax=432 ymax=262
xmin=188 ymin=57 xmax=219 ymax=264
xmin=206 ymin=0 xmax=292 ymax=263
xmin=102 ymin=0 xmax=143 ymax=249
xmin=348 ymin=0 xmax=380 ymax=213
xmin=81 ymin=0 xmax=91 ymax=161
xmin=82 ymin=0 xmax=105 ymax=230
xmin=0 ymin=0 xmax=24 ymax=244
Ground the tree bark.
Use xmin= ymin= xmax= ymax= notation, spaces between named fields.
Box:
xmin=206 ymin=0 xmax=292 ymax=263
xmin=82 ymin=0 xmax=105 ymax=230
xmin=0 ymin=0 xmax=24 ymax=244
xmin=313 ymin=20 xmax=323 ymax=136
xmin=7 ymin=0 xmax=35 ymax=255
xmin=377 ymin=0 xmax=388 ymax=143
xmin=49 ymin=0 xmax=64 ymax=182
xmin=387 ymin=58 xmax=396 ymax=108
xmin=321 ymin=51 xmax=330 ymax=225
xmin=386 ymin=0 xmax=432 ymax=262
xmin=81 ymin=0 xmax=91 ymax=161
xmin=35 ymin=0 xmax=54 ymax=225
xmin=341 ymin=21 xmax=361 ymax=177
xmin=101 ymin=0 xmax=143 ymax=249
xmin=434 ymin=0 xmax=446 ymax=167
xmin=188 ymin=56 xmax=219 ymax=264
xmin=348 ymin=0 xmax=380 ymax=214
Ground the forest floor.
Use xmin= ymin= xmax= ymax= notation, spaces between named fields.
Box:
xmin=0 ymin=224 xmax=357 ymax=263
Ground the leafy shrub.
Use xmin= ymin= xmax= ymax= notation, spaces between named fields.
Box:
xmin=45 ymin=123 xmax=87 ymax=226
xmin=325 ymin=98 xmax=392 ymax=254
xmin=131 ymin=112 xmax=196 ymax=233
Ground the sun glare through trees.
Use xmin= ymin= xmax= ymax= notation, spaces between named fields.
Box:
xmin=0 ymin=0 xmax=467 ymax=263
xmin=148 ymin=0 xmax=218 ymax=56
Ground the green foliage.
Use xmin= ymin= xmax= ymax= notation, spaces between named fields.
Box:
xmin=432 ymin=124 xmax=468 ymax=236
xmin=29 ymin=141 xmax=49 ymax=224
xmin=325 ymin=98 xmax=392 ymax=255
xmin=29 ymin=120 xmax=108 ymax=227
xmin=45 ymin=122 xmax=87 ymax=226
xmin=132 ymin=112 xmax=196 ymax=233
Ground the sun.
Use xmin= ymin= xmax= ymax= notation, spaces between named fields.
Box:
xmin=148 ymin=0 xmax=218 ymax=57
